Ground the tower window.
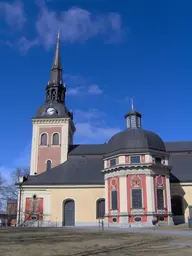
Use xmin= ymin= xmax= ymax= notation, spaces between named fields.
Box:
xmin=40 ymin=133 xmax=48 ymax=145
xmin=110 ymin=158 xmax=116 ymax=167
xmin=155 ymin=158 xmax=162 ymax=164
xmin=130 ymin=156 xmax=140 ymax=164
xmin=46 ymin=160 xmax=51 ymax=170
xmin=52 ymin=133 xmax=59 ymax=145
xmin=132 ymin=189 xmax=142 ymax=209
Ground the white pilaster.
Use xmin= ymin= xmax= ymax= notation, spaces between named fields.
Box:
xmin=166 ymin=175 xmax=173 ymax=225
xmin=104 ymin=178 xmax=108 ymax=215
xmin=30 ymin=123 xmax=38 ymax=175
xmin=119 ymin=176 xmax=127 ymax=213
xmin=61 ymin=122 xmax=68 ymax=163
xmin=146 ymin=175 xmax=155 ymax=213
xmin=119 ymin=176 xmax=129 ymax=225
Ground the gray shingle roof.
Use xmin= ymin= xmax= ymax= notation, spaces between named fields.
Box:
xmin=165 ymin=141 xmax=192 ymax=152
xmin=68 ymin=144 xmax=107 ymax=155
xmin=22 ymin=141 xmax=192 ymax=186
xmin=23 ymin=156 xmax=104 ymax=185
xmin=169 ymin=154 xmax=192 ymax=182
xmin=107 ymin=128 xmax=166 ymax=154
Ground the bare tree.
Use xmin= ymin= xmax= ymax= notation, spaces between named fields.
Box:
xmin=3 ymin=167 xmax=30 ymax=200
xmin=0 ymin=171 xmax=6 ymax=210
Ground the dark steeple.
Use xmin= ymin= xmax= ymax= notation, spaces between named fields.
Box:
xmin=124 ymin=98 xmax=142 ymax=129
xmin=45 ymin=29 xmax=66 ymax=104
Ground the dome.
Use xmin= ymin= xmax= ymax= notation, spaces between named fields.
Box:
xmin=107 ymin=128 xmax=166 ymax=154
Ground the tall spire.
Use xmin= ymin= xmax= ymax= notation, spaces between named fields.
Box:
xmin=52 ymin=29 xmax=61 ymax=69
xmin=49 ymin=29 xmax=63 ymax=86
xmin=45 ymin=29 xmax=66 ymax=104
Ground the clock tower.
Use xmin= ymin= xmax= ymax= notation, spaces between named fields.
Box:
xmin=30 ymin=30 xmax=75 ymax=176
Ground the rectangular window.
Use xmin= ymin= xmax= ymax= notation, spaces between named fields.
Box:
xmin=132 ymin=189 xmax=142 ymax=209
xmin=110 ymin=158 xmax=116 ymax=166
xmin=111 ymin=190 xmax=118 ymax=210
xmin=157 ymin=188 xmax=164 ymax=209
xmin=130 ymin=156 xmax=140 ymax=164
xmin=155 ymin=158 xmax=161 ymax=164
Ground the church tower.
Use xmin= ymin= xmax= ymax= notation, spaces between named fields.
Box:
xmin=30 ymin=30 xmax=75 ymax=176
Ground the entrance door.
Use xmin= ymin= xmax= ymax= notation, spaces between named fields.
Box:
xmin=63 ymin=200 xmax=75 ymax=226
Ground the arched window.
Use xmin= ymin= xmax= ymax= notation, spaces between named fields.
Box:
xmin=46 ymin=160 xmax=51 ymax=170
xmin=40 ymin=133 xmax=47 ymax=145
xmin=52 ymin=133 xmax=59 ymax=145
xmin=96 ymin=198 xmax=105 ymax=219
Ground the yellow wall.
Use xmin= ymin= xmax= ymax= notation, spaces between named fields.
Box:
xmin=171 ymin=183 xmax=192 ymax=220
xmin=20 ymin=182 xmax=192 ymax=226
xmin=50 ymin=187 xmax=105 ymax=224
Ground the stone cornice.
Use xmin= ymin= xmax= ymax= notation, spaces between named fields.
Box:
xmin=104 ymin=168 xmax=153 ymax=179
xmin=101 ymin=163 xmax=171 ymax=173
xmin=31 ymin=118 xmax=69 ymax=124
xmin=103 ymin=166 xmax=170 ymax=179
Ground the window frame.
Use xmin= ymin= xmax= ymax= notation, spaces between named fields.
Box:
xmin=46 ymin=159 xmax=52 ymax=170
xmin=157 ymin=188 xmax=165 ymax=210
xmin=155 ymin=157 xmax=162 ymax=165
xmin=111 ymin=190 xmax=118 ymax=210
xmin=52 ymin=132 xmax=60 ymax=146
xmin=40 ymin=133 xmax=48 ymax=146
xmin=130 ymin=155 xmax=141 ymax=164
xmin=110 ymin=158 xmax=117 ymax=167
xmin=131 ymin=188 xmax=143 ymax=209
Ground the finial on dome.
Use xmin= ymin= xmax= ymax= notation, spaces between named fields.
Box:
xmin=131 ymin=97 xmax=134 ymax=110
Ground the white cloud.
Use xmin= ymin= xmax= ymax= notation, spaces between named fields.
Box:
xmin=88 ymin=84 xmax=103 ymax=95
xmin=73 ymin=108 xmax=120 ymax=143
xmin=0 ymin=1 xmax=123 ymax=53
xmin=75 ymin=123 xmax=120 ymax=143
xmin=67 ymin=86 xmax=85 ymax=96
xmin=67 ymin=84 xmax=103 ymax=96
xmin=74 ymin=108 xmax=106 ymax=121
xmin=35 ymin=3 xmax=123 ymax=48
xmin=17 ymin=36 xmax=40 ymax=54
xmin=0 ymin=0 xmax=26 ymax=29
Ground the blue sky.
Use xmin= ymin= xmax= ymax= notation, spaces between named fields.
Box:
xmin=1 ymin=0 xmax=192 ymax=178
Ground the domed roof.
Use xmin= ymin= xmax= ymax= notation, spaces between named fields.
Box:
xmin=107 ymin=128 xmax=166 ymax=154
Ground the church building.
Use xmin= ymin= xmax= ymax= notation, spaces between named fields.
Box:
xmin=17 ymin=31 xmax=192 ymax=227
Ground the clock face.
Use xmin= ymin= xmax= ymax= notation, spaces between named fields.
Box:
xmin=47 ymin=107 xmax=55 ymax=115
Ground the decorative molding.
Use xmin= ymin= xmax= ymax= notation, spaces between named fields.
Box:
xmin=32 ymin=118 xmax=69 ymax=124
xmin=131 ymin=175 xmax=142 ymax=187
xmin=110 ymin=210 xmax=118 ymax=215
xmin=110 ymin=177 xmax=117 ymax=189
xmin=101 ymin=163 xmax=170 ymax=174
xmin=131 ymin=209 xmax=144 ymax=214
xmin=104 ymin=168 xmax=153 ymax=179
xmin=157 ymin=209 xmax=166 ymax=214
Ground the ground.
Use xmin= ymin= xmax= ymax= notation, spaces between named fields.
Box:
xmin=0 ymin=227 xmax=192 ymax=256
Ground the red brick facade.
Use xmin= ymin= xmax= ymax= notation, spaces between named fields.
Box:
xmin=37 ymin=127 xmax=62 ymax=174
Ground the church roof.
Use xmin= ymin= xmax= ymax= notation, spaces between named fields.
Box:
xmin=21 ymin=141 xmax=192 ymax=186
xmin=107 ymin=128 xmax=166 ymax=156
xmin=23 ymin=155 xmax=104 ymax=186
xmin=169 ymin=154 xmax=192 ymax=182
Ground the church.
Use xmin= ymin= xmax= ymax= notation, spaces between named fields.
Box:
xmin=17 ymin=31 xmax=192 ymax=228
